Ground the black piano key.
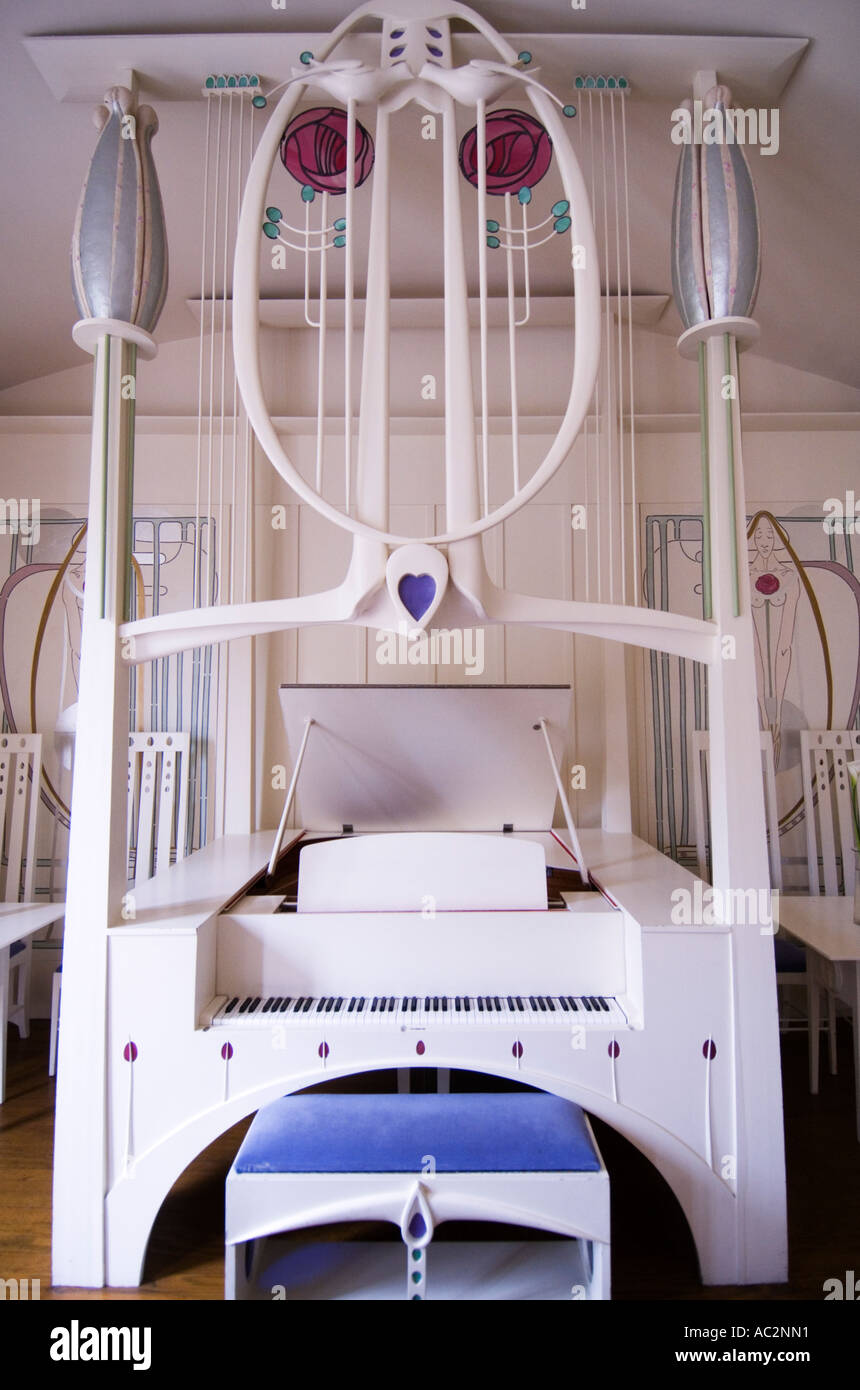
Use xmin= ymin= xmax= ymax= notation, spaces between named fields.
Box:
xmin=238 ymin=997 xmax=251 ymax=1014
xmin=261 ymin=998 xmax=273 ymax=1014
xmin=515 ymin=996 xmax=524 ymax=1011
xmin=493 ymin=997 xmax=502 ymax=1011
xmin=529 ymin=996 xmax=538 ymax=1010
xmin=546 ymin=997 xmax=556 ymax=1011
xmin=567 ymin=996 xmax=579 ymax=1011
xmin=327 ymin=998 xmax=337 ymax=1013
xmin=589 ymin=997 xmax=601 ymax=1011
xmin=463 ymin=997 xmax=471 ymax=1011
xmin=442 ymin=997 xmax=448 ymax=1012
xmin=507 ymin=995 xmax=515 ymax=1010
xmin=425 ymin=996 xmax=431 ymax=1011
xmin=334 ymin=997 xmax=344 ymax=1012
xmin=582 ymin=997 xmax=593 ymax=1012
xmin=559 ymin=996 xmax=570 ymax=1011
xmin=477 ymin=997 xmax=485 ymax=1012
xmin=348 ymin=997 xmax=357 ymax=1013
xmin=378 ymin=997 xmax=387 ymax=1013
xmin=388 ymin=996 xmax=396 ymax=1011
xmin=402 ymin=997 xmax=409 ymax=1011
xmin=433 ymin=996 xmax=439 ymax=1011
xmin=272 ymin=997 xmax=283 ymax=1011
xmin=371 ymin=997 xmax=379 ymax=1012
xmin=357 ymin=998 xmax=366 ymax=1012
xmin=455 ymin=997 xmax=461 ymax=1012
xmin=598 ymin=997 xmax=610 ymax=1011
xmin=484 ymin=996 xmax=492 ymax=1011
xmin=537 ymin=996 xmax=547 ymax=1012
xmin=411 ymin=997 xmax=418 ymax=1012
xmin=316 ymin=998 xmax=327 ymax=1013
xmin=225 ymin=997 xmax=239 ymax=1014
xmin=249 ymin=997 xmax=262 ymax=1012
xmin=302 ymin=998 xmax=313 ymax=1013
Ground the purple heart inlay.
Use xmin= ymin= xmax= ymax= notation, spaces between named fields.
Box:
xmin=398 ymin=573 xmax=436 ymax=621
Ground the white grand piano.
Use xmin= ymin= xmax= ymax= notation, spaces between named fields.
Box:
xmin=104 ymin=684 xmax=745 ymax=1287
xmin=52 ymin=0 xmax=787 ymax=1294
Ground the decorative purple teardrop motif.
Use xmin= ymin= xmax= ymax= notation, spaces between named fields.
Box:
xmin=512 ymin=1040 xmax=524 ymax=1059
xmin=221 ymin=1042 xmax=233 ymax=1061
xmin=703 ymin=1039 xmax=717 ymax=1060
xmin=398 ymin=573 xmax=436 ymax=621
xmin=408 ymin=1212 xmax=427 ymax=1239
xmin=123 ymin=1041 xmax=138 ymax=1063
xmin=318 ymin=1041 xmax=330 ymax=1059
xmin=415 ymin=1040 xmax=426 ymax=1056
xmin=608 ymin=1040 xmax=620 ymax=1059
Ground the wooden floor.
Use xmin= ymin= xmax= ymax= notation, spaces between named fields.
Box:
xmin=1 ymin=1021 xmax=857 ymax=1300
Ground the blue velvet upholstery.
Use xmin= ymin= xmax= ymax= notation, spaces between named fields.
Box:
xmin=774 ymin=939 xmax=806 ymax=973
xmin=235 ymin=1092 xmax=601 ymax=1174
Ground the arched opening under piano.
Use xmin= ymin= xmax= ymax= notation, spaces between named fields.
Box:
xmin=133 ymin=1064 xmax=711 ymax=1293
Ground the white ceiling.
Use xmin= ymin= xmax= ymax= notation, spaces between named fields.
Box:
xmin=1 ymin=0 xmax=858 ymax=394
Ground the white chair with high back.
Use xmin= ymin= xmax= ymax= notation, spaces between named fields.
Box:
xmin=0 ymin=733 xmax=65 ymax=1103
xmin=48 ymin=730 xmax=190 ymax=1076
xmin=797 ymin=729 xmax=860 ymax=1103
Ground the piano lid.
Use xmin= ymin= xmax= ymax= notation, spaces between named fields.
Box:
xmin=278 ymin=685 xmax=572 ymax=833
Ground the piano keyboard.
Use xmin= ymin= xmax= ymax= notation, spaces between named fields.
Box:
xmin=203 ymin=993 xmax=628 ymax=1030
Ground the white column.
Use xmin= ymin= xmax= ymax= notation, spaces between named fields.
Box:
xmin=703 ymin=326 xmax=787 ymax=1282
xmin=53 ymin=332 xmax=144 ymax=1286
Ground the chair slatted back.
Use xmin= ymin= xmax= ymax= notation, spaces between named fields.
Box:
xmin=127 ymin=732 xmax=190 ymax=885
xmin=0 ymin=733 xmax=42 ymax=903
xmin=691 ymin=729 xmax=782 ymax=890
xmin=800 ymin=730 xmax=860 ymax=895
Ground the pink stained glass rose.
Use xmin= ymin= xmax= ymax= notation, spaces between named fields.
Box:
xmin=755 ymin=573 xmax=780 ymax=596
xmin=279 ymin=106 xmax=374 ymax=195
xmin=459 ymin=108 xmax=552 ymax=196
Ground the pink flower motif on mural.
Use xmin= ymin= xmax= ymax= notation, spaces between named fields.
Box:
xmin=459 ymin=108 xmax=552 ymax=195
xmin=279 ymin=107 xmax=374 ymax=194
xmin=755 ymin=573 xmax=780 ymax=596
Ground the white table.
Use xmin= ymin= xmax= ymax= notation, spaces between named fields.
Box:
xmin=779 ymin=896 xmax=860 ymax=1140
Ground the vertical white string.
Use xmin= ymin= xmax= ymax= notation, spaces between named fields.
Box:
xmin=575 ymin=102 xmax=590 ymax=604
xmin=599 ymin=94 xmax=613 ymax=605
xmin=611 ymin=91 xmax=626 ymax=607
xmin=588 ymin=92 xmax=601 ymax=603
xmin=194 ymin=97 xmax=213 ymax=610
xmin=504 ymin=191 xmax=520 ymax=494
xmin=217 ymin=93 xmax=234 ymax=613
xmin=476 ymin=99 xmax=490 ymax=517
xmin=344 ymin=99 xmax=356 ymax=516
xmin=621 ymin=92 xmax=638 ymax=606
xmin=315 ymin=191 xmax=328 ymax=494
xmin=229 ymin=91 xmax=244 ymax=608
xmin=206 ymin=94 xmax=224 ymax=609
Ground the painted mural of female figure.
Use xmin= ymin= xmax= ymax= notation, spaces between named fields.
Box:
xmin=748 ymin=513 xmax=800 ymax=770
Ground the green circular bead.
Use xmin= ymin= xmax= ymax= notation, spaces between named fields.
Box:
xmin=333 ymin=218 xmax=346 ymax=231
xmin=618 ymin=77 xmax=628 ymax=89
xmin=262 ymin=222 xmax=280 ymax=239
xmin=518 ymin=185 xmax=532 ymax=205
xmin=205 ymin=76 xmax=215 ymax=89
xmin=585 ymin=76 xmax=595 ymax=89
xmin=266 ymin=207 xmax=283 ymax=223
xmin=238 ymin=75 xmax=248 ymax=87
xmin=412 ymin=1294 xmax=421 ymax=1300
xmin=596 ymin=76 xmax=606 ymax=89
xmin=554 ymin=216 xmax=572 ymax=234
xmin=552 ymin=200 xmax=570 ymax=217
xmin=412 ymin=1271 xmax=422 ymax=1284
xmin=563 ymin=104 xmax=577 ymax=118
xmin=252 ymin=95 xmax=267 ymax=108
xmin=486 ymin=236 xmax=500 ymax=249
xmin=216 ymin=75 xmax=226 ymax=88
xmin=485 ymin=219 xmax=499 ymax=232
xmin=300 ymin=50 xmax=313 ymax=65
xmin=227 ymin=76 xmax=237 ymax=88
xmin=301 ymin=185 xmax=316 ymax=203
xmin=607 ymin=77 xmax=616 ymax=88
xmin=412 ymin=1250 xmax=421 ymax=1261
xmin=333 ymin=235 xmax=346 ymax=248
xmin=249 ymin=75 xmax=259 ymax=86
xmin=518 ymin=51 xmax=532 ymax=64
xmin=574 ymin=76 xmax=584 ymax=89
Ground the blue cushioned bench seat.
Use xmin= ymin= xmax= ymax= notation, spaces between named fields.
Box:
xmin=774 ymin=939 xmax=806 ymax=973
xmin=235 ymin=1092 xmax=601 ymax=1174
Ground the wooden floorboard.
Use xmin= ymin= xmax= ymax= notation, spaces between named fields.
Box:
xmin=1 ymin=1022 xmax=857 ymax=1300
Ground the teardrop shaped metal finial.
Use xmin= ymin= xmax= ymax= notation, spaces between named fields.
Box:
xmin=71 ymin=87 xmax=169 ymax=333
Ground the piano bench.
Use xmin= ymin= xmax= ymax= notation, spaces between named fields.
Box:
xmin=225 ymin=1092 xmax=610 ymax=1301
